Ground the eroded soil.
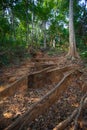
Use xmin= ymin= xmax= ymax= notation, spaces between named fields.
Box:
xmin=0 ymin=54 xmax=87 ymax=130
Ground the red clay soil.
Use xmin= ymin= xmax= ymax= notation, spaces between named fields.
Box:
xmin=0 ymin=84 xmax=55 ymax=129
xmin=0 ymin=54 xmax=86 ymax=130
xmin=27 ymin=84 xmax=85 ymax=130
xmin=0 ymin=70 xmax=83 ymax=130
xmin=0 ymin=68 xmax=86 ymax=130
xmin=0 ymin=54 xmax=84 ymax=89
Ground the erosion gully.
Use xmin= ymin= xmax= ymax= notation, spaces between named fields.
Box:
xmin=0 ymin=58 xmax=84 ymax=130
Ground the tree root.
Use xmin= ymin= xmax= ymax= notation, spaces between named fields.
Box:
xmin=5 ymin=71 xmax=75 ymax=130
xmin=53 ymin=93 xmax=87 ymax=130
xmin=53 ymin=109 xmax=78 ymax=130
xmin=74 ymin=93 xmax=87 ymax=130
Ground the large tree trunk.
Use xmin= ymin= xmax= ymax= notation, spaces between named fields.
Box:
xmin=68 ymin=0 xmax=79 ymax=58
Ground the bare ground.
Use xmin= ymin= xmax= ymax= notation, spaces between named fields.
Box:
xmin=0 ymin=54 xmax=87 ymax=130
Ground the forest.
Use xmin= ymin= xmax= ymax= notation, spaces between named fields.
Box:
xmin=0 ymin=0 xmax=87 ymax=65
xmin=0 ymin=0 xmax=87 ymax=130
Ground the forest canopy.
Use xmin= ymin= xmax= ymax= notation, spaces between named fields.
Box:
xmin=0 ymin=0 xmax=87 ymax=65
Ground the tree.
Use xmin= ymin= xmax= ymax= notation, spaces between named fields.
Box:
xmin=68 ymin=0 xmax=79 ymax=58
xmin=36 ymin=0 xmax=56 ymax=48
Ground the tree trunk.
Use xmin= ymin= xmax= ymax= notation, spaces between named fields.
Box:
xmin=25 ymin=0 xmax=29 ymax=45
xmin=31 ymin=12 xmax=34 ymax=44
xmin=11 ymin=9 xmax=16 ymax=41
xmin=53 ymin=39 xmax=56 ymax=48
xmin=43 ymin=21 xmax=47 ymax=49
xmin=31 ymin=0 xmax=34 ymax=44
xmin=68 ymin=0 xmax=79 ymax=58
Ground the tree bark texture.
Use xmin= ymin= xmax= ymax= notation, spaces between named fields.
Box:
xmin=68 ymin=0 xmax=78 ymax=58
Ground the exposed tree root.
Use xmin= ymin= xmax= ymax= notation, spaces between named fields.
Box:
xmin=53 ymin=93 xmax=87 ymax=130
xmin=53 ymin=109 xmax=78 ymax=130
xmin=32 ymin=57 xmax=59 ymax=62
xmin=5 ymin=70 xmax=77 ymax=130
xmin=0 ymin=65 xmax=78 ymax=100
xmin=74 ymin=92 xmax=87 ymax=130
xmin=66 ymin=52 xmax=80 ymax=60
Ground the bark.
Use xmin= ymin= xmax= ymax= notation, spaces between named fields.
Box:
xmin=53 ymin=39 xmax=56 ymax=48
xmin=74 ymin=93 xmax=87 ymax=130
xmin=43 ymin=21 xmax=47 ymax=48
xmin=68 ymin=0 xmax=79 ymax=58
xmin=53 ymin=93 xmax=87 ymax=130
xmin=31 ymin=12 xmax=34 ymax=43
xmin=25 ymin=0 xmax=29 ymax=45
xmin=31 ymin=0 xmax=34 ymax=44
xmin=11 ymin=8 xmax=16 ymax=40
xmin=53 ymin=109 xmax=78 ymax=130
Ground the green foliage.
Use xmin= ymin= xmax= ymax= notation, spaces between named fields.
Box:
xmin=47 ymin=47 xmax=66 ymax=56
xmin=80 ymin=51 xmax=87 ymax=59
xmin=0 ymin=0 xmax=87 ymax=66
